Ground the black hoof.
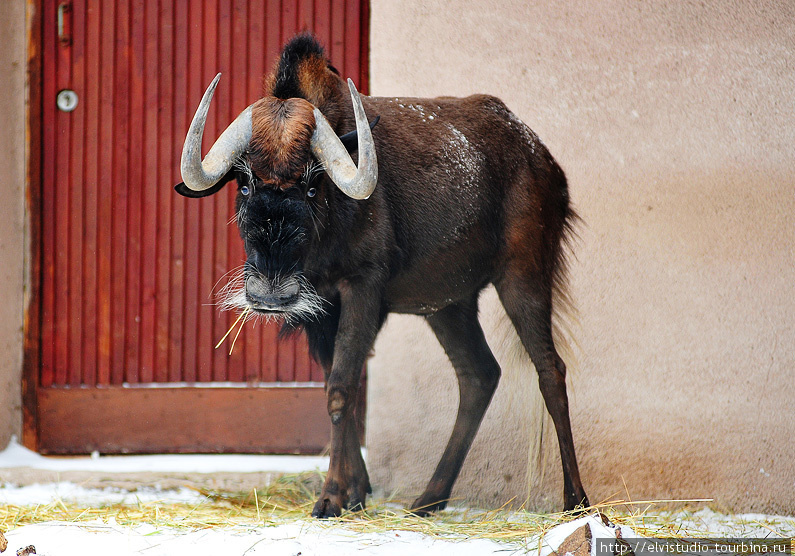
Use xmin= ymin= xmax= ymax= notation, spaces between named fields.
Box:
xmin=564 ymin=493 xmax=591 ymax=514
xmin=311 ymin=497 xmax=343 ymax=519
xmin=409 ymin=495 xmax=448 ymax=517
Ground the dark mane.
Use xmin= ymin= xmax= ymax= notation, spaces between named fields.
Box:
xmin=265 ymin=34 xmax=344 ymax=125
xmin=271 ymin=33 xmax=328 ymax=100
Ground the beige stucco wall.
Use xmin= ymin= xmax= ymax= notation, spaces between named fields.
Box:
xmin=0 ymin=0 xmax=28 ymax=449
xmin=366 ymin=1 xmax=795 ymax=513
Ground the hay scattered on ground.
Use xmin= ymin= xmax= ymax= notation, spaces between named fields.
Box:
xmin=2 ymin=472 xmax=793 ymax=543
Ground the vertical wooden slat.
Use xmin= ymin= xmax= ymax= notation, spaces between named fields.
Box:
xmin=294 ymin=335 xmax=311 ymax=382
xmin=212 ymin=0 xmax=231 ymax=381
xmin=82 ymin=0 xmax=100 ymax=386
xmin=297 ymin=0 xmax=313 ymax=31
xmin=24 ymin=0 xmax=45 ymax=449
xmin=139 ymin=0 xmax=159 ymax=383
xmin=247 ymin=0 xmax=264 ymax=102
xmin=358 ymin=0 xmax=369 ymax=94
xmin=344 ymin=0 xmax=360 ymax=86
xmin=243 ymin=0 xmax=264 ymax=382
xmin=282 ymin=0 xmax=295 ymax=37
xmin=181 ymin=0 xmax=202 ymax=382
xmin=197 ymin=0 xmax=218 ymax=382
xmin=125 ymin=0 xmax=144 ymax=384
xmin=225 ymin=0 xmax=247 ymax=383
xmin=265 ymin=0 xmax=281 ymax=88
xmin=156 ymin=0 xmax=174 ymax=383
xmin=278 ymin=337 xmax=296 ymax=382
xmin=54 ymin=0 xmax=72 ymax=386
xmin=97 ymin=0 xmax=114 ymax=385
xmin=313 ymin=0 xmax=330 ymax=50
xmin=169 ymin=0 xmax=188 ymax=382
xmin=110 ymin=0 xmax=130 ymax=385
xmin=329 ymin=0 xmax=345 ymax=72
xmin=68 ymin=0 xmax=86 ymax=386
xmin=310 ymin=355 xmax=324 ymax=382
xmin=40 ymin=0 xmax=57 ymax=389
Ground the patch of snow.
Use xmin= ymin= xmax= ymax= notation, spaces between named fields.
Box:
xmin=3 ymin=521 xmax=512 ymax=556
xmin=534 ymin=515 xmax=639 ymax=556
xmin=0 ymin=482 xmax=207 ymax=506
xmin=13 ymin=512 xmax=788 ymax=556
xmin=0 ymin=436 xmax=330 ymax=474
xmin=439 ymin=123 xmax=485 ymax=234
xmin=651 ymin=508 xmax=795 ymax=537
xmin=396 ymin=101 xmax=440 ymax=123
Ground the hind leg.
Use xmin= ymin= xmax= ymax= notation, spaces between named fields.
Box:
xmin=410 ymin=296 xmax=502 ymax=515
xmin=496 ymin=273 xmax=589 ymax=511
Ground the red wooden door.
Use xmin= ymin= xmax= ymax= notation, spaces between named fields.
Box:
xmin=27 ymin=0 xmax=369 ymax=454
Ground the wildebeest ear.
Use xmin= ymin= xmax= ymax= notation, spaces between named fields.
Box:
xmin=339 ymin=116 xmax=380 ymax=152
xmin=174 ymin=171 xmax=236 ymax=198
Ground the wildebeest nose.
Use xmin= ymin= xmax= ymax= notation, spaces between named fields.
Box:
xmin=245 ymin=275 xmax=300 ymax=307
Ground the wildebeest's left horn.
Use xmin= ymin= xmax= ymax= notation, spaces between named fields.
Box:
xmin=310 ymin=79 xmax=378 ymax=200
xmin=181 ymin=73 xmax=253 ymax=192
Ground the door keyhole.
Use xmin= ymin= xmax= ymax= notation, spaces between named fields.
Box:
xmin=57 ymin=90 xmax=78 ymax=112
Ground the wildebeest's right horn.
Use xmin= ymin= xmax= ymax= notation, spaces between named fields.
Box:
xmin=310 ymin=79 xmax=378 ymax=200
xmin=181 ymin=73 xmax=253 ymax=192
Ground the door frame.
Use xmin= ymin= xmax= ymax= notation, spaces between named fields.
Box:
xmin=23 ymin=0 xmax=45 ymax=452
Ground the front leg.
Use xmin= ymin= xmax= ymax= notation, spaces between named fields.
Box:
xmin=312 ymin=280 xmax=384 ymax=518
xmin=312 ymin=406 xmax=370 ymax=517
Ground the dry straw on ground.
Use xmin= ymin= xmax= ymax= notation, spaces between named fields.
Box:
xmin=1 ymin=473 xmax=792 ymax=543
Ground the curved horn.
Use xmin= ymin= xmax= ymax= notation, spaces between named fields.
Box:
xmin=338 ymin=115 xmax=380 ymax=151
xmin=310 ymin=79 xmax=378 ymax=200
xmin=181 ymin=73 xmax=253 ymax=192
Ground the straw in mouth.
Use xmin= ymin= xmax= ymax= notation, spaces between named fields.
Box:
xmin=214 ymin=307 xmax=251 ymax=355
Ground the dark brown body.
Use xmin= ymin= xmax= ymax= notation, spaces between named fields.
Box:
xmin=177 ymin=35 xmax=589 ymax=517
xmin=365 ymin=94 xmax=556 ymax=313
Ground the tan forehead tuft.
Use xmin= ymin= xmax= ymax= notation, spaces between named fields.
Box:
xmin=248 ymin=96 xmax=316 ymax=188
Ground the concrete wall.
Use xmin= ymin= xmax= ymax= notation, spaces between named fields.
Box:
xmin=0 ymin=0 xmax=28 ymax=449
xmin=366 ymin=1 xmax=795 ymax=513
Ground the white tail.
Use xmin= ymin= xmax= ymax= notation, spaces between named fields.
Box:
xmin=479 ymin=285 xmax=580 ymax=505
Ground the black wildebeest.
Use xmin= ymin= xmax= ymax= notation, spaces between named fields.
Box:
xmin=176 ymin=34 xmax=589 ymax=518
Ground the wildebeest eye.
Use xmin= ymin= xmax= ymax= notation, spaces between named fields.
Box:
xmin=240 ymin=185 xmax=250 ymax=196
xmin=307 ymin=188 xmax=317 ymax=198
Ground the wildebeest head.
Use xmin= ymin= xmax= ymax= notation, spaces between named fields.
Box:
xmin=175 ymin=37 xmax=377 ymax=323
